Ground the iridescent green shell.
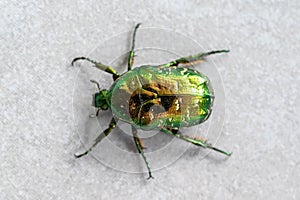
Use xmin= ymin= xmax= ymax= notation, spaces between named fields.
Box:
xmin=106 ymin=65 xmax=214 ymax=130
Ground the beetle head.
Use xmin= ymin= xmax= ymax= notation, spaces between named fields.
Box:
xmin=93 ymin=89 xmax=108 ymax=110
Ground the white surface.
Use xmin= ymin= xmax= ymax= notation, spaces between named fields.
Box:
xmin=1 ymin=1 xmax=299 ymax=199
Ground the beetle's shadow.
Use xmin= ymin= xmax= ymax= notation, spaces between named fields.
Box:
xmin=109 ymin=126 xmax=174 ymax=154
xmin=181 ymin=144 xmax=231 ymax=164
xmin=109 ymin=127 xmax=136 ymax=153
xmin=77 ymin=110 xmax=110 ymax=149
xmin=77 ymin=111 xmax=230 ymax=168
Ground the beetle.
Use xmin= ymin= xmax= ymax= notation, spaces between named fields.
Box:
xmin=72 ymin=23 xmax=231 ymax=179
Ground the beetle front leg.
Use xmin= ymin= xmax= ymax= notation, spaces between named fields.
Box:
xmin=161 ymin=128 xmax=232 ymax=156
xmin=75 ymin=118 xmax=117 ymax=158
xmin=164 ymin=49 xmax=230 ymax=67
xmin=127 ymin=23 xmax=141 ymax=71
xmin=71 ymin=57 xmax=120 ymax=80
xmin=132 ymin=126 xmax=153 ymax=179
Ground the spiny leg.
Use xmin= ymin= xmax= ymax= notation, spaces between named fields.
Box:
xmin=71 ymin=57 xmax=120 ymax=80
xmin=164 ymin=49 xmax=230 ymax=67
xmin=132 ymin=126 xmax=153 ymax=179
xmin=127 ymin=23 xmax=141 ymax=71
xmin=75 ymin=118 xmax=117 ymax=158
xmin=161 ymin=128 xmax=232 ymax=156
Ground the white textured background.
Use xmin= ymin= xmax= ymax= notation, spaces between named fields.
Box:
xmin=1 ymin=1 xmax=299 ymax=199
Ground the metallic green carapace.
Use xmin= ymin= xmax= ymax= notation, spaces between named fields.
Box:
xmin=72 ymin=23 xmax=231 ymax=179
xmin=107 ymin=65 xmax=214 ymax=130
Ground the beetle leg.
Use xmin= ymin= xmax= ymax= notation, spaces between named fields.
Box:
xmin=95 ymin=108 xmax=101 ymax=117
xmin=74 ymin=118 xmax=117 ymax=158
xmin=164 ymin=49 xmax=230 ymax=67
xmin=161 ymin=128 xmax=232 ymax=156
xmin=71 ymin=57 xmax=120 ymax=80
xmin=132 ymin=126 xmax=153 ymax=179
xmin=128 ymin=23 xmax=141 ymax=71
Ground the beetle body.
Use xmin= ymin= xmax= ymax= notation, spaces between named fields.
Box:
xmin=73 ymin=23 xmax=231 ymax=179
xmin=106 ymin=65 xmax=214 ymax=130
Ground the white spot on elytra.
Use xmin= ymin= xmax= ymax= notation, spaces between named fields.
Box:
xmin=149 ymin=113 xmax=154 ymax=120
xmin=186 ymin=107 xmax=190 ymax=119
xmin=175 ymin=99 xmax=179 ymax=110
xmin=180 ymin=68 xmax=188 ymax=75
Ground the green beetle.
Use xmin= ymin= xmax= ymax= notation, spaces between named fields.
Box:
xmin=73 ymin=24 xmax=231 ymax=179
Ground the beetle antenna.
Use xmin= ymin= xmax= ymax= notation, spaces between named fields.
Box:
xmin=90 ymin=80 xmax=101 ymax=91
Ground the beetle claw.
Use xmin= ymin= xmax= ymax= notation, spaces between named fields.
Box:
xmin=147 ymin=174 xmax=154 ymax=180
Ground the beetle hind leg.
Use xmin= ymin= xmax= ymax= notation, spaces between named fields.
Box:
xmin=161 ymin=128 xmax=232 ymax=156
xmin=164 ymin=49 xmax=230 ymax=67
xmin=132 ymin=126 xmax=153 ymax=179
